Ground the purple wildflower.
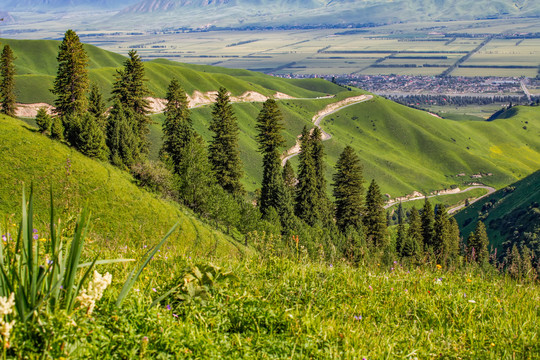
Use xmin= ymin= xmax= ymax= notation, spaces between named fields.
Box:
xmin=173 ymin=313 xmax=178 ymax=318
xmin=33 ymin=234 xmax=39 ymax=240
xmin=354 ymin=315 xmax=362 ymax=321
xmin=167 ymin=304 xmax=171 ymax=310
xmin=152 ymin=288 xmax=157 ymax=292
xmin=369 ymin=285 xmax=372 ymax=291
xmin=33 ymin=229 xmax=38 ymax=233
xmin=1 ymin=235 xmax=6 ymax=242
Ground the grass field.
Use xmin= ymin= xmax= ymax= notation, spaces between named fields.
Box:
xmin=387 ymin=188 xmax=489 ymax=213
xmin=0 ymin=114 xmax=247 ymax=258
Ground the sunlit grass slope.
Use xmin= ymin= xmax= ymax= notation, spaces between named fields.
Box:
xmin=0 ymin=38 xmax=344 ymax=104
xmin=0 ymin=115 xmax=246 ymax=258
xmin=454 ymin=170 xmax=540 ymax=251
xmin=321 ymin=100 xmax=540 ymax=197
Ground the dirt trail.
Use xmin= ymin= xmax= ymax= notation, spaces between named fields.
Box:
xmin=384 ymin=185 xmax=496 ymax=212
xmin=281 ymin=95 xmax=373 ymax=166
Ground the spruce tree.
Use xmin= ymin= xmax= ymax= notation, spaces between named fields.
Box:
xmin=88 ymin=83 xmax=107 ymax=130
xmin=256 ymin=99 xmax=285 ymax=216
xmin=311 ymin=127 xmax=332 ymax=224
xmin=0 ymin=45 xmax=17 ymax=117
xmin=208 ymin=87 xmax=244 ymax=197
xmin=448 ymin=217 xmax=461 ymax=262
xmin=332 ymin=145 xmax=364 ymax=233
xmin=432 ymin=205 xmax=450 ymax=262
xmin=406 ymin=206 xmax=423 ymax=258
xmin=111 ymin=49 xmax=151 ymax=155
xmin=78 ymin=113 xmax=108 ymax=160
xmin=363 ymin=179 xmax=388 ymax=248
xmin=295 ymin=126 xmax=318 ymax=225
xmin=35 ymin=107 xmax=52 ymax=134
xmin=51 ymin=30 xmax=89 ymax=118
xmin=106 ymin=100 xmax=138 ymax=169
xmin=421 ymin=198 xmax=434 ymax=252
xmin=507 ymin=244 xmax=522 ymax=278
xmin=468 ymin=221 xmax=489 ymax=264
xmin=395 ymin=202 xmax=407 ymax=256
xmin=282 ymin=160 xmax=296 ymax=194
xmin=161 ymin=78 xmax=192 ymax=174
xmin=50 ymin=117 xmax=64 ymax=141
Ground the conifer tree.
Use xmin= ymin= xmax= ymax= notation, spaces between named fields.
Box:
xmin=78 ymin=113 xmax=108 ymax=160
xmin=282 ymin=160 xmax=296 ymax=194
xmin=35 ymin=107 xmax=52 ymax=134
xmin=468 ymin=221 xmax=489 ymax=263
xmin=295 ymin=126 xmax=318 ymax=225
xmin=161 ymin=78 xmax=192 ymax=174
xmin=332 ymin=145 xmax=364 ymax=233
xmin=50 ymin=117 xmax=64 ymax=141
xmin=432 ymin=205 xmax=450 ymax=261
xmin=363 ymin=179 xmax=388 ymax=248
xmin=421 ymin=198 xmax=434 ymax=251
xmin=208 ymin=87 xmax=244 ymax=197
xmin=106 ymin=100 xmax=138 ymax=169
xmin=311 ymin=127 xmax=332 ymax=224
xmin=88 ymin=83 xmax=107 ymax=130
xmin=51 ymin=30 xmax=89 ymax=118
xmin=256 ymin=99 xmax=285 ymax=216
xmin=111 ymin=49 xmax=151 ymax=155
xmin=507 ymin=244 xmax=522 ymax=278
xmin=448 ymin=217 xmax=461 ymax=262
xmin=395 ymin=202 xmax=407 ymax=256
xmin=406 ymin=206 xmax=423 ymax=258
xmin=0 ymin=45 xmax=16 ymax=117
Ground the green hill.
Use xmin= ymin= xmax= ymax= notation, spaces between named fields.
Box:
xmin=1 ymin=38 xmax=344 ymax=104
xmin=454 ymin=170 xmax=540 ymax=254
xmin=0 ymin=114 xmax=247 ymax=259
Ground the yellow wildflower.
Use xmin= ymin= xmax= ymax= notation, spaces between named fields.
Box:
xmin=436 ymin=264 xmax=442 ymax=270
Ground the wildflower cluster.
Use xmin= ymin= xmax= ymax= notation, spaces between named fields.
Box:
xmin=76 ymin=271 xmax=112 ymax=314
xmin=0 ymin=293 xmax=16 ymax=348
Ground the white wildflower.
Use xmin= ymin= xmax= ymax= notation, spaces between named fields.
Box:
xmin=76 ymin=271 xmax=112 ymax=314
xmin=468 ymin=300 xmax=476 ymax=303
xmin=0 ymin=320 xmax=15 ymax=339
xmin=0 ymin=293 xmax=15 ymax=317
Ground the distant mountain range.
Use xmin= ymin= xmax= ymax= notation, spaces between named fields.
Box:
xmin=1 ymin=0 xmax=539 ymax=30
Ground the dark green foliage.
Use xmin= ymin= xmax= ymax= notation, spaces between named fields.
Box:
xmin=88 ymin=83 xmax=107 ymax=130
xmin=62 ymin=114 xmax=82 ymax=147
xmin=506 ymin=243 xmax=522 ymax=278
xmin=468 ymin=221 xmax=489 ymax=264
xmin=295 ymin=126 xmax=318 ymax=225
xmin=77 ymin=113 xmax=108 ymax=161
xmin=209 ymin=87 xmax=244 ymax=197
xmin=421 ymin=198 xmax=434 ymax=252
xmin=282 ymin=160 xmax=296 ymax=195
xmin=161 ymin=78 xmax=192 ymax=174
xmin=50 ymin=116 xmax=64 ymax=140
xmin=106 ymin=100 xmax=139 ymax=169
xmin=310 ymin=127 xmax=332 ymax=225
xmin=395 ymin=203 xmax=407 ymax=256
xmin=131 ymin=161 xmax=177 ymax=199
xmin=332 ymin=145 xmax=364 ymax=233
xmin=343 ymin=225 xmax=366 ymax=264
xmin=35 ymin=107 xmax=51 ymax=134
xmin=256 ymin=99 xmax=285 ymax=216
xmin=51 ymin=30 xmax=89 ymax=118
xmin=432 ymin=205 xmax=450 ymax=262
xmin=0 ymin=44 xmax=16 ymax=117
xmin=405 ymin=207 xmax=423 ymax=258
xmin=364 ymin=179 xmax=388 ymax=249
xmin=111 ymin=49 xmax=151 ymax=155
xmin=447 ymin=217 xmax=461 ymax=262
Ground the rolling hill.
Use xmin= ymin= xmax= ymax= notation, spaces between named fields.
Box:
xmin=454 ymin=169 xmax=540 ymax=256
xmin=0 ymin=114 xmax=247 ymax=259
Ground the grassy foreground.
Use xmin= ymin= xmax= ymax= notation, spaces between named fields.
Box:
xmin=9 ymin=241 xmax=539 ymax=359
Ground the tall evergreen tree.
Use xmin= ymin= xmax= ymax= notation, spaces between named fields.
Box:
xmin=51 ymin=30 xmax=89 ymax=118
xmin=295 ymin=126 xmax=318 ymax=225
xmin=161 ymin=78 xmax=192 ymax=174
xmin=421 ymin=198 xmax=434 ymax=251
xmin=0 ymin=45 xmax=16 ymax=117
xmin=111 ymin=49 xmax=151 ymax=155
xmin=311 ymin=127 xmax=332 ymax=224
xmin=448 ymin=217 xmax=461 ymax=262
xmin=395 ymin=202 xmax=407 ymax=256
xmin=50 ymin=117 xmax=64 ymax=141
xmin=106 ymin=100 xmax=138 ymax=169
xmin=282 ymin=160 xmax=296 ymax=194
xmin=35 ymin=107 xmax=52 ymax=134
xmin=406 ymin=206 xmax=423 ymax=258
xmin=468 ymin=221 xmax=489 ymax=264
xmin=256 ymin=99 xmax=285 ymax=216
xmin=78 ymin=113 xmax=108 ymax=160
xmin=432 ymin=205 xmax=451 ymax=261
xmin=332 ymin=145 xmax=364 ymax=233
xmin=363 ymin=179 xmax=388 ymax=248
xmin=208 ymin=87 xmax=244 ymax=197
xmin=88 ymin=83 xmax=107 ymax=130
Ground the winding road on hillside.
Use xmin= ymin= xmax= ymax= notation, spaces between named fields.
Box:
xmin=281 ymin=94 xmax=374 ymax=166
xmin=384 ymin=185 xmax=496 ymax=213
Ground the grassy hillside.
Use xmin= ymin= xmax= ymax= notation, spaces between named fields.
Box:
xmin=1 ymin=38 xmax=344 ymax=104
xmin=0 ymin=114 xmax=247 ymax=258
xmin=454 ymin=170 xmax=540 ymax=253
